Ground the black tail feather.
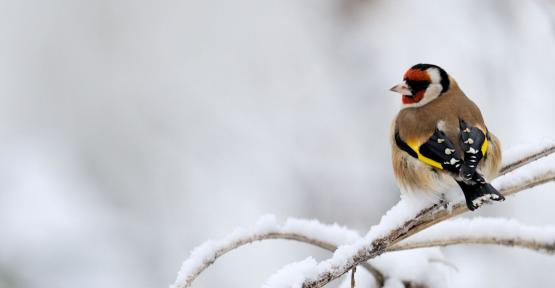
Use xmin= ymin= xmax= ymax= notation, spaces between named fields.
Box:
xmin=457 ymin=181 xmax=505 ymax=211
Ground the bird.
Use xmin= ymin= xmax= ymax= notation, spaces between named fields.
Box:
xmin=389 ymin=63 xmax=505 ymax=210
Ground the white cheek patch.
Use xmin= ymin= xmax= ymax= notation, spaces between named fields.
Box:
xmin=423 ymin=83 xmax=442 ymax=101
xmin=402 ymin=83 xmax=442 ymax=108
xmin=427 ymin=68 xmax=441 ymax=84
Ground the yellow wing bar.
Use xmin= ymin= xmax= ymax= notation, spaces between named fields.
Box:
xmin=406 ymin=141 xmax=444 ymax=169
xmin=481 ymin=136 xmax=488 ymax=156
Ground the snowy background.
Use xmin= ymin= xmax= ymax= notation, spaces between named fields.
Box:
xmin=1 ymin=0 xmax=555 ymax=287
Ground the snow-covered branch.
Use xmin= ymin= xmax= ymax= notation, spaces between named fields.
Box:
xmin=276 ymin=144 xmax=555 ymax=288
xmin=171 ymin=216 xmax=384 ymax=288
xmin=500 ymin=141 xmax=555 ymax=175
xmin=390 ymin=217 xmax=555 ymax=254
xmin=171 ymin=143 xmax=555 ymax=288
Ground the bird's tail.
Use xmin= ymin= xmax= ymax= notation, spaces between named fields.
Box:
xmin=457 ymin=181 xmax=505 ymax=211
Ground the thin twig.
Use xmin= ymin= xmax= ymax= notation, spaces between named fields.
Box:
xmin=500 ymin=144 xmax=555 ymax=175
xmin=390 ymin=237 xmax=555 ymax=253
xmin=389 ymin=217 xmax=555 ymax=253
xmin=351 ymin=266 xmax=356 ymax=288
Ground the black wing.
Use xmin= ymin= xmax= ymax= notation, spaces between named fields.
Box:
xmin=395 ymin=128 xmax=462 ymax=172
xmin=459 ymin=120 xmax=488 ymax=182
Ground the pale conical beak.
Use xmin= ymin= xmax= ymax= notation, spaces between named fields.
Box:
xmin=390 ymin=83 xmax=412 ymax=96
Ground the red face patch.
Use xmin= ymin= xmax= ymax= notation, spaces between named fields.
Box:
xmin=403 ymin=68 xmax=430 ymax=82
xmin=402 ymin=91 xmax=425 ymax=104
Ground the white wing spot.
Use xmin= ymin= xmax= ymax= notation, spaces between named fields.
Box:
xmin=467 ymin=147 xmax=479 ymax=154
xmin=464 ymin=138 xmax=474 ymax=144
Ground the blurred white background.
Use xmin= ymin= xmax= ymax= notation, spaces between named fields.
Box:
xmin=1 ymin=0 xmax=555 ymax=287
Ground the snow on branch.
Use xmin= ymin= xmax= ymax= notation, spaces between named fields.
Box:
xmin=169 ymin=215 xmax=555 ymax=288
xmin=170 ymin=215 xmax=384 ymax=288
xmin=500 ymin=140 xmax=555 ymax=175
xmin=267 ymin=143 xmax=555 ymax=288
xmin=170 ymin=142 xmax=555 ymax=288
xmin=391 ymin=217 xmax=555 ymax=254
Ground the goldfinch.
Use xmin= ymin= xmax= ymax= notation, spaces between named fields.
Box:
xmin=389 ymin=64 xmax=504 ymax=210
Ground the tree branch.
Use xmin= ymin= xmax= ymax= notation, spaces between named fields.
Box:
xmin=171 ymin=143 xmax=555 ymax=288
xmin=300 ymin=146 xmax=555 ymax=287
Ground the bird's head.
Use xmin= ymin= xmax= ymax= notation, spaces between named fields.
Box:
xmin=390 ymin=64 xmax=451 ymax=108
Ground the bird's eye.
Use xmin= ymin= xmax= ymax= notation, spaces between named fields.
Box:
xmin=406 ymin=80 xmax=430 ymax=93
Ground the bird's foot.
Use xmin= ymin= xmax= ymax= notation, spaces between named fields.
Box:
xmin=465 ymin=183 xmax=505 ymax=211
